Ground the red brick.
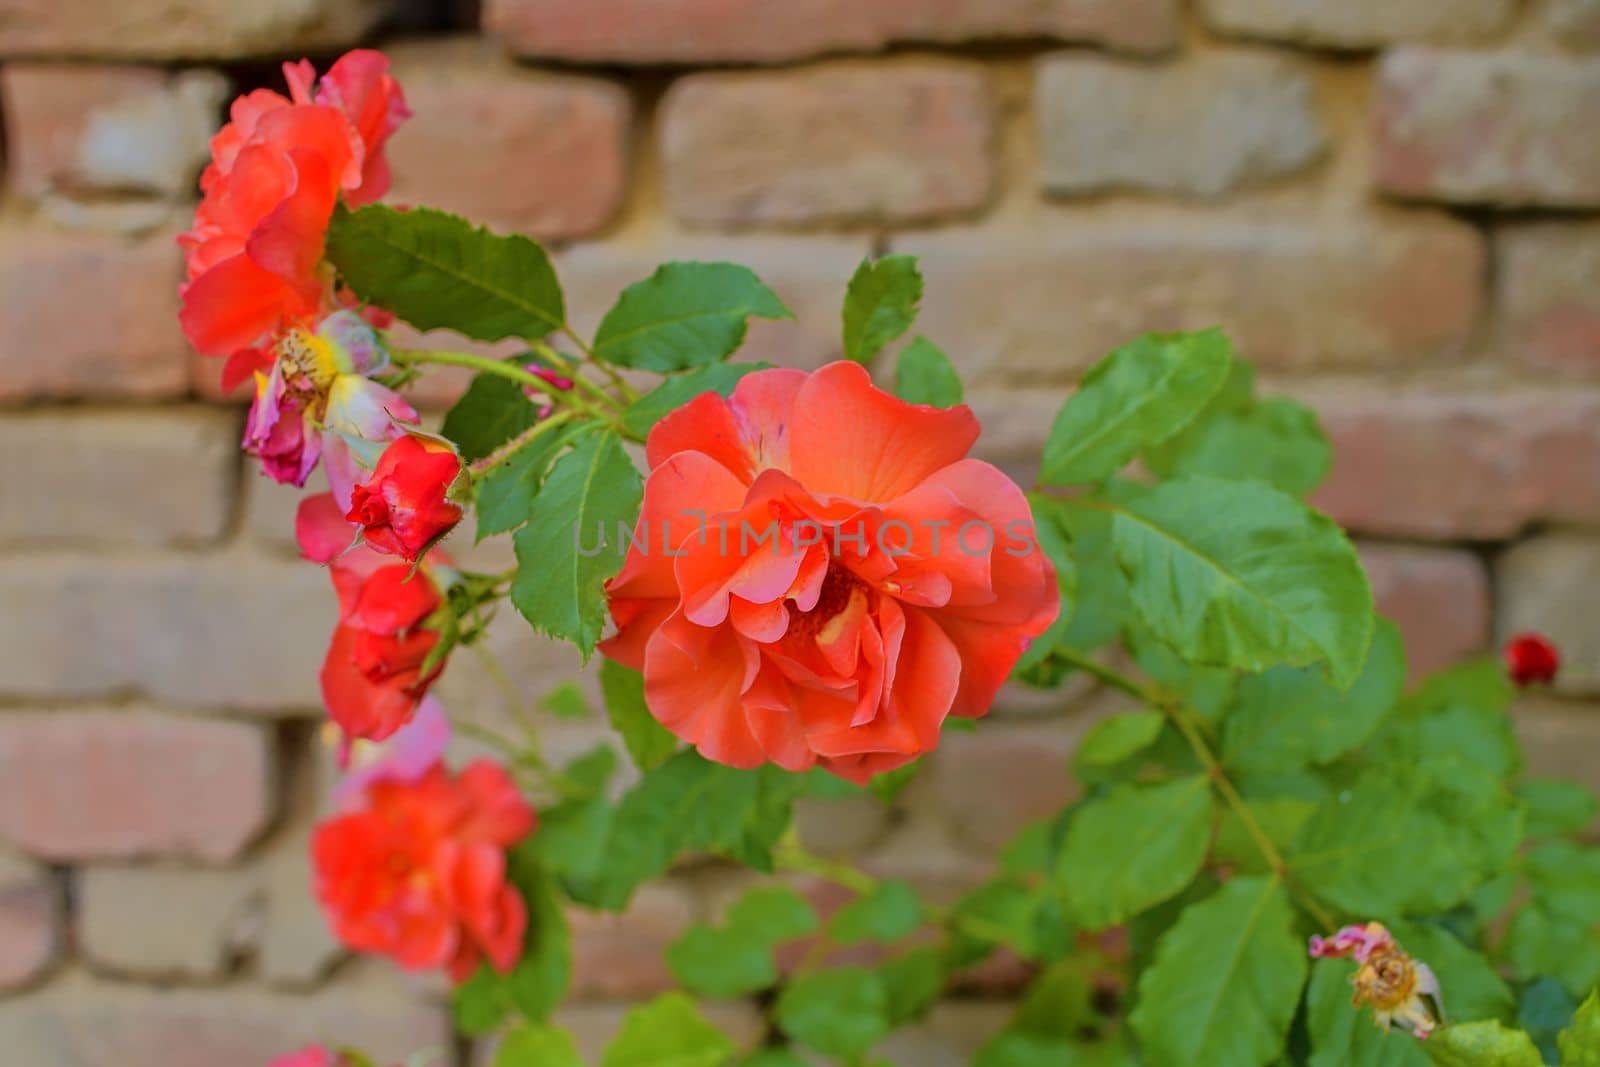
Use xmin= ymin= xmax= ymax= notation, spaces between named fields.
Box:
xmin=1496 ymin=222 xmax=1600 ymax=378
xmin=567 ymin=882 xmax=695 ymax=999
xmin=1359 ymin=543 xmax=1490 ymax=677
xmin=0 ymin=409 xmax=239 ymax=549
xmin=898 ymin=211 xmax=1484 ymax=385
xmin=0 ymin=0 xmax=396 ymax=59
xmin=1375 ymin=49 xmax=1600 ymax=208
xmin=925 ymin=721 xmax=1086 ymax=855
xmin=0 ymin=851 xmax=61 ymax=991
xmin=0 ymin=967 xmax=449 ymax=1067
xmin=1308 ymin=386 xmax=1600 ymax=540
xmin=0 ymin=555 xmax=334 ymax=709
xmin=386 ymin=40 xmax=630 ymax=240
xmin=485 ymin=0 xmax=1179 ymax=64
xmin=1547 ymin=0 xmax=1600 ymax=48
xmin=876 ymin=1002 xmax=1012 ymax=1066
xmin=0 ymin=220 xmax=187 ymax=401
xmin=662 ymin=62 xmax=995 ymax=229
xmin=0 ymin=711 xmax=276 ymax=863
xmin=1515 ymin=698 xmax=1600 ymax=795
xmin=0 ymin=64 xmax=226 ymax=199
xmin=78 ymin=866 xmax=256 ymax=981
xmin=1201 ymin=0 xmax=1513 ymax=46
xmin=1497 ymin=534 xmax=1600 ymax=696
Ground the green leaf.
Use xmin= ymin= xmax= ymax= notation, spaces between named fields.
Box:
xmin=1057 ymin=776 xmax=1213 ymax=930
xmin=1221 ymin=617 xmax=1405 ymax=773
xmin=1147 ymin=395 xmax=1332 ymax=497
xmin=842 ymin=255 xmax=923 ymax=364
xmin=1519 ymin=977 xmax=1577 ymax=1065
xmin=1390 ymin=921 xmax=1515 ymax=1025
xmin=454 ymin=852 xmax=572 ymax=1034
xmin=1426 ymin=1021 xmax=1543 ymax=1067
xmin=1129 ymin=876 xmax=1307 ymax=1067
xmin=1525 ymin=842 xmax=1600 ymax=925
xmin=442 ymin=371 xmax=544 ymax=463
xmin=1010 ymin=961 xmax=1097 ymax=1038
xmin=1072 ymin=710 xmax=1165 ymax=772
xmin=540 ymin=682 xmax=593 ymax=720
xmin=511 ymin=429 xmax=642 ymax=658
xmin=621 ymin=362 xmax=771 ymax=438
xmin=893 ymin=336 xmax=962 ymax=407
xmin=599 ymin=659 xmax=678 ymax=772
xmin=1102 ymin=476 xmax=1374 ymax=688
xmin=866 ymin=760 xmax=921 ymax=805
xmin=776 ymin=967 xmax=891 ymax=1058
xmin=975 ymin=1034 xmax=1133 ymax=1067
xmin=1517 ymin=778 xmax=1599 ymax=839
xmin=1504 ymin=905 xmax=1600 ymax=1002
xmin=1010 ymin=495 xmax=1079 ymax=683
xmin=1040 ymin=329 xmax=1233 ymax=486
xmin=474 ymin=418 xmax=585 ymax=540
xmin=950 ymin=876 xmax=1069 ymax=963
xmin=494 ymin=1024 xmax=585 ymax=1067
xmin=830 ymin=880 xmax=924 ymax=945
xmin=1560 ymin=990 xmax=1600 ymax=1066
xmin=1307 ymin=958 xmax=1431 ymax=1067
xmin=602 ymin=993 xmax=737 ymax=1067
xmin=668 ymin=885 xmax=816 ymax=999
xmin=595 ymin=262 xmax=792 ymax=372
xmin=327 ymin=204 xmax=564 ymax=341
xmin=1213 ymin=795 xmax=1317 ymax=875
xmin=877 ymin=946 xmax=945 ymax=1025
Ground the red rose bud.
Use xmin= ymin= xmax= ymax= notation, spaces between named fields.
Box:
xmin=1505 ymin=632 xmax=1559 ymax=687
xmin=347 ymin=434 xmax=464 ymax=561
xmin=323 ymin=564 xmax=448 ymax=742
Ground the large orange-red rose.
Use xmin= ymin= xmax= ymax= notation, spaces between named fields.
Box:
xmin=601 ymin=361 xmax=1059 ymax=784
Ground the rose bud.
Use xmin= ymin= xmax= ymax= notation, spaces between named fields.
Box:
xmin=1505 ymin=632 xmax=1560 ymax=688
xmin=347 ymin=434 xmax=465 ymax=561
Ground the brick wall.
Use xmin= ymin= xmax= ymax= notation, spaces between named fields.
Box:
xmin=0 ymin=0 xmax=1596 ymax=1061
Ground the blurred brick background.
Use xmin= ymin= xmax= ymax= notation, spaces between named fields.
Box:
xmin=0 ymin=0 xmax=1597 ymax=1063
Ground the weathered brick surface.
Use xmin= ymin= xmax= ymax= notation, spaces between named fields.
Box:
xmin=1515 ymin=698 xmax=1600 ymax=795
xmin=899 ymin=212 xmax=1483 ymax=384
xmin=0 ymin=409 xmax=239 ymax=548
xmin=1498 ymin=534 xmax=1600 ymax=696
xmin=0 ymin=64 xmax=226 ymax=198
xmin=1309 ymin=387 xmax=1600 ymax=540
xmin=1036 ymin=51 xmax=1324 ymax=199
xmin=1359 ymin=543 xmax=1490 ymax=677
xmin=1375 ymin=49 xmax=1600 ymax=208
xmin=0 ymin=850 xmax=61 ymax=991
xmin=1496 ymin=222 xmax=1600 ymax=377
xmin=386 ymin=41 xmax=630 ymax=240
xmin=1547 ymin=0 xmax=1600 ymax=47
xmin=567 ymin=882 xmax=695 ymax=999
xmin=1201 ymin=0 xmax=1514 ymax=47
xmin=926 ymin=722 xmax=1088 ymax=854
xmin=0 ymin=711 xmax=275 ymax=863
xmin=0 ymin=221 xmax=188 ymax=401
xmin=0 ymin=555 xmax=333 ymax=709
xmin=78 ymin=866 xmax=256 ymax=980
xmin=877 ymin=1002 xmax=1013 ymax=1067
xmin=661 ymin=62 xmax=995 ymax=228
xmin=0 ymin=967 xmax=449 ymax=1067
xmin=0 ymin=0 xmax=397 ymax=60
xmin=486 ymin=0 xmax=1180 ymax=64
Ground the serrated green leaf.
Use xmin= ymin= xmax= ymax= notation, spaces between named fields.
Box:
xmin=1040 ymin=330 xmax=1233 ymax=486
xmin=1390 ymin=921 xmax=1515 ymax=1026
xmin=1130 ymin=876 xmax=1307 ymax=1067
xmin=595 ymin=262 xmax=792 ymax=372
xmin=1213 ymin=795 xmax=1317 ymax=875
xmin=830 ymin=880 xmax=924 ymax=945
xmin=1306 ymin=958 xmax=1431 ymax=1067
xmin=893 ymin=336 xmax=963 ymax=407
xmin=878 ymin=946 xmax=945 ymax=1025
xmin=843 ymin=255 xmax=923 ymax=364
xmin=1220 ymin=617 xmax=1405 ymax=774
xmin=1057 ymin=775 xmax=1213 ymax=930
xmin=1505 ymin=905 xmax=1600 ymax=1002
xmin=540 ymin=682 xmax=592 ymax=720
xmin=1010 ymin=495 xmax=1079 ymax=684
xmin=1426 ymin=1021 xmax=1543 ymax=1066
xmin=442 ymin=371 xmax=544 ymax=463
xmin=668 ymin=884 xmax=817 ymax=999
xmin=1072 ymin=711 xmax=1165 ymax=772
xmin=1518 ymin=977 xmax=1577 ymax=1065
xmin=1010 ymin=961 xmax=1097 ymax=1039
xmin=776 ymin=967 xmax=891 ymax=1058
xmin=602 ymin=993 xmax=736 ymax=1067
xmin=1102 ymin=476 xmax=1373 ymax=688
xmin=974 ymin=1033 xmax=1133 ymax=1067
xmin=599 ymin=659 xmax=678 ymax=771
xmin=474 ymin=418 xmax=584 ymax=539
xmin=511 ymin=429 xmax=642 ymax=658
xmin=327 ymin=205 xmax=564 ymax=341
xmin=1518 ymin=778 xmax=1599 ymax=839
xmin=621 ymin=362 xmax=772 ymax=438
xmin=1526 ymin=842 xmax=1600 ymax=925
xmin=494 ymin=1024 xmax=585 ymax=1067
xmin=1147 ymin=395 xmax=1332 ymax=497
xmin=1560 ymin=990 xmax=1600 ymax=1066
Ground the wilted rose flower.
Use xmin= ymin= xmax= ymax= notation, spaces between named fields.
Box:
xmin=347 ymin=434 xmax=465 ymax=561
xmin=313 ymin=760 xmax=535 ymax=982
xmin=1505 ymin=632 xmax=1560 ymax=688
xmin=602 ymin=361 xmax=1059 ymax=784
xmin=1310 ymin=922 xmax=1442 ymax=1040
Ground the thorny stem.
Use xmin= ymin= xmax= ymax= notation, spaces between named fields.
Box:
xmin=558 ymin=324 xmax=640 ymax=403
xmin=1053 ymin=647 xmax=1339 ymax=932
xmin=389 ymin=348 xmax=620 ymax=427
xmin=468 ymin=410 xmax=579 ymax=476
xmin=532 ymin=336 xmax=638 ymax=407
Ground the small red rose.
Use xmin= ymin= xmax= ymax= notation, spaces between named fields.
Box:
xmin=1505 ymin=632 xmax=1560 ymax=687
xmin=347 ymin=435 xmax=465 ymax=561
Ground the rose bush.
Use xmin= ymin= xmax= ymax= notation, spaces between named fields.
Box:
xmin=175 ymin=51 xmax=1600 ymax=1067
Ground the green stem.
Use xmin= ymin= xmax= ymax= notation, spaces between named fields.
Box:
xmin=1053 ymin=647 xmax=1338 ymax=932
xmin=533 ymin=336 xmax=638 ymax=407
xmin=391 ymin=348 xmax=611 ymax=419
xmin=559 ymin=324 xmax=641 ymax=403
xmin=469 ymin=410 xmax=579 ymax=476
